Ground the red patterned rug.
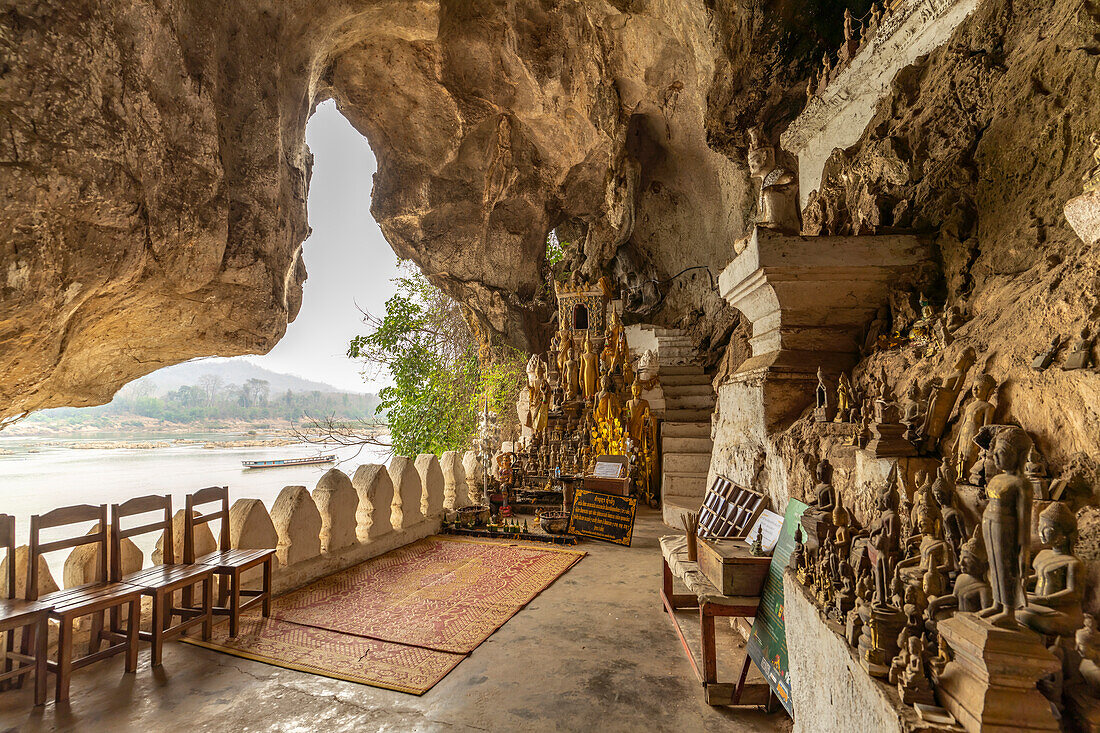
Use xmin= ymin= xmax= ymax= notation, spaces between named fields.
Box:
xmin=183 ymin=536 xmax=584 ymax=693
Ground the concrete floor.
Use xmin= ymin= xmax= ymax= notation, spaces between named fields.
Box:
xmin=0 ymin=508 xmax=792 ymax=733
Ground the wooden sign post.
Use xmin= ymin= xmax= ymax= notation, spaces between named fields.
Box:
xmin=568 ymin=489 xmax=637 ymax=546
xmin=745 ymin=499 xmax=807 ymax=717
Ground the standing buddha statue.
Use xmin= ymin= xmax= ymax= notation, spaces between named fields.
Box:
xmin=580 ymin=334 xmax=599 ymax=400
xmin=976 ymin=425 xmax=1034 ymax=629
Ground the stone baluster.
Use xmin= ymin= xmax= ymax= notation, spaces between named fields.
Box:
xmin=270 ymin=486 xmax=322 ymax=567
xmin=229 ymin=498 xmax=280 ymax=587
xmin=0 ymin=546 xmax=59 ymax=599
xmin=154 ymin=509 xmax=217 ymax=564
xmin=462 ymin=450 xmax=483 ymax=505
xmin=312 ymin=468 xmax=359 ymax=553
xmin=415 ymin=453 xmax=445 ymax=519
xmin=440 ymin=451 xmax=471 ymax=509
xmin=64 ymin=523 xmax=142 ymax=587
xmin=388 ymin=456 xmax=424 ymax=529
xmin=352 ymin=464 xmax=393 ymax=542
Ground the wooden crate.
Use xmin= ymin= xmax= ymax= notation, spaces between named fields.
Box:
xmin=697 ymin=539 xmax=771 ymax=597
xmin=583 ymin=475 xmax=631 ymax=496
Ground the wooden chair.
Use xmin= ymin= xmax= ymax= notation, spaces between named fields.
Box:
xmin=28 ymin=504 xmax=143 ymax=702
xmin=184 ymin=487 xmax=275 ymax=638
xmin=110 ymin=495 xmax=214 ymax=666
xmin=0 ymin=514 xmax=50 ymax=706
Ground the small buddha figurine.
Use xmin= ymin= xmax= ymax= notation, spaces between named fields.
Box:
xmin=847 ymin=575 xmax=871 ymax=648
xmin=907 ymin=294 xmax=936 ymax=346
xmin=931 ymin=465 xmax=966 ymax=564
xmin=1024 ymin=445 xmax=1051 ymax=500
xmin=624 ymin=378 xmax=652 ymax=444
xmin=580 ymin=334 xmax=599 ymax=399
xmin=1077 ymin=614 xmax=1100 ymax=693
xmin=1020 ymin=501 xmax=1084 ymax=638
xmin=789 ymin=525 xmax=806 ymax=573
xmin=953 ymin=374 xmax=997 ymax=479
xmin=898 ymin=636 xmax=936 ymax=706
xmin=895 ymin=500 xmax=952 ymax=587
xmin=746 ymin=126 xmax=800 ymax=234
xmin=594 ymin=375 xmax=622 ymax=428
xmin=834 ymin=373 xmax=854 ymax=423
xmin=869 ymin=474 xmax=902 ymax=607
xmin=976 ymin=425 xmax=1035 ymax=629
xmin=812 ymin=458 xmax=836 ymax=512
xmin=900 ymin=383 xmax=925 ymax=443
xmin=556 ymin=331 xmax=572 ymax=376
xmin=563 ymin=342 xmax=580 ymax=400
xmin=956 ymin=533 xmax=993 ymax=613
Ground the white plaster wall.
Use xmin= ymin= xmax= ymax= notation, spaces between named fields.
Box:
xmin=784 ymin=572 xmax=921 ymax=733
xmin=782 ymin=0 xmax=981 ymax=207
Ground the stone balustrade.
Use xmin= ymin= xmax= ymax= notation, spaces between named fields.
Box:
xmin=1 ymin=455 xmax=448 ymax=655
xmin=440 ymin=450 xmax=471 ymax=509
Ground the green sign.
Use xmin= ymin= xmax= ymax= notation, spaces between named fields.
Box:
xmin=746 ymin=499 xmax=807 ymax=717
xmin=568 ymin=489 xmax=637 ymax=546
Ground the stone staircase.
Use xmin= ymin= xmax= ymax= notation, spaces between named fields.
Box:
xmin=654 ymin=329 xmax=716 ymax=528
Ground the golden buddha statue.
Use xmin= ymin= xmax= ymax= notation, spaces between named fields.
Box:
xmin=624 ymin=378 xmax=652 ymax=444
xmin=594 ymin=374 xmax=622 ymax=428
xmin=580 ymin=333 xmax=599 ymax=399
xmin=556 ymin=330 xmax=572 ymax=376
xmin=563 ymin=343 xmax=580 ymax=399
xmin=1020 ymin=501 xmax=1084 ymax=638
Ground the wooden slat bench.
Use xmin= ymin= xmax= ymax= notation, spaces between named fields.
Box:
xmin=659 ymin=534 xmax=774 ymax=707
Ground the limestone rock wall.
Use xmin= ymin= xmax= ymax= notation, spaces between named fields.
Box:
xmin=0 ymin=0 xmax=847 ymax=419
xmin=711 ymin=0 xmax=1100 ymax=514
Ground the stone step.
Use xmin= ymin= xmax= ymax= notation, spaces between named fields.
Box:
xmin=661 ymin=471 xmax=709 ymax=499
xmin=657 ymin=338 xmax=693 ymax=347
xmin=662 ymin=421 xmax=711 ymax=438
xmin=659 ymin=373 xmax=712 ymax=388
xmin=662 ymin=496 xmax=702 ymax=529
xmin=659 ymin=365 xmax=706 ymax=376
xmin=664 ymin=408 xmax=713 ymax=422
xmin=662 ymin=435 xmax=713 ymax=453
xmin=664 ymin=453 xmax=712 ymax=474
xmin=652 ymin=328 xmax=686 ymax=337
xmin=662 ymin=383 xmax=714 ymax=398
xmin=667 ymin=395 xmax=715 ymax=411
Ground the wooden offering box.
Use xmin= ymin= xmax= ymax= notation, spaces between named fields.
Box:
xmin=697 ymin=539 xmax=771 ymax=597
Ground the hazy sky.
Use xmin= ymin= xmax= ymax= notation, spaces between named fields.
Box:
xmin=243 ymin=101 xmax=399 ymax=393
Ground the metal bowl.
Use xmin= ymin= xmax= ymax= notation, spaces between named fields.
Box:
xmin=539 ymin=510 xmax=571 ymax=535
xmin=455 ymin=505 xmax=490 ymax=527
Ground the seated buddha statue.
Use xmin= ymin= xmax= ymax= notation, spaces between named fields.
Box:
xmin=895 ymin=500 xmax=953 ymax=587
xmin=1020 ymin=501 xmax=1084 ymax=638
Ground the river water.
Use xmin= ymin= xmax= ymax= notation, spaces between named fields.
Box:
xmin=0 ymin=433 xmax=392 ymax=583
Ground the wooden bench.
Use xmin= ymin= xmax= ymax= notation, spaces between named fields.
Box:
xmin=659 ymin=534 xmax=774 ymax=707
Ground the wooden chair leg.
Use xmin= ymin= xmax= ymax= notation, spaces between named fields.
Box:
xmin=228 ymin=572 xmax=241 ymax=638
xmin=34 ymin=617 xmax=47 ymax=707
xmin=125 ymin=599 xmax=139 ymax=673
xmin=700 ymin=604 xmax=717 ymax=686
xmin=150 ymin=592 xmax=163 ymax=667
xmin=262 ymin=559 xmax=272 ymax=617
xmin=87 ymin=609 xmax=104 ymax=656
xmin=202 ymin=577 xmax=213 ymax=641
xmin=56 ymin=616 xmax=72 ymax=703
xmin=2 ymin=627 xmax=13 ymax=690
xmin=217 ymin=573 xmax=228 ymax=608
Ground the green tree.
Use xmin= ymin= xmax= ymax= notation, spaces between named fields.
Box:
xmin=347 ymin=262 xmax=524 ymax=456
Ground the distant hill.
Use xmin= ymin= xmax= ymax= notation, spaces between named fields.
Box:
xmin=126 ymin=358 xmax=348 ymax=396
xmin=11 ymin=357 xmax=382 ymax=433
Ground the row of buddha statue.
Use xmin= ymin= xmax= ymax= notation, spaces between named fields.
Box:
xmin=517 ymin=308 xmax=658 ymax=502
xmin=793 ymin=421 xmax=1100 ymax=729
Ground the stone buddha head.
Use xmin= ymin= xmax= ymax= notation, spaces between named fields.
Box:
xmin=747 ymin=126 xmax=776 ymax=180
xmin=1039 ymin=501 xmax=1077 ymax=552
